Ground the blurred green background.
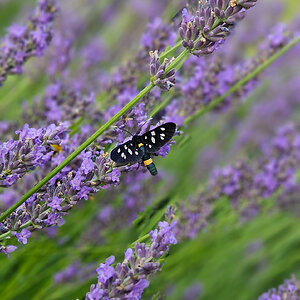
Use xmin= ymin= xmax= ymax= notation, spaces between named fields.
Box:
xmin=0 ymin=0 xmax=300 ymax=299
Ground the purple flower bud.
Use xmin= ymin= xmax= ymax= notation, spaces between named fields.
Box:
xmin=179 ymin=0 xmax=257 ymax=56
xmin=149 ymin=51 xmax=176 ymax=91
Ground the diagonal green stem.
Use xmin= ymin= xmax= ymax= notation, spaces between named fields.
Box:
xmin=185 ymin=36 xmax=300 ymax=124
xmin=0 ymin=44 xmax=192 ymax=223
xmin=2 ymin=11 xmax=296 ymax=227
xmin=0 ymin=84 xmax=154 ymax=222
xmin=160 ymin=40 xmax=182 ymax=61
xmin=148 ymin=93 xmax=174 ymax=118
xmin=151 ymin=35 xmax=299 ymax=121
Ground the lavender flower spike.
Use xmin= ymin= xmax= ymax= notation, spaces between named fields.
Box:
xmin=258 ymin=275 xmax=299 ymax=299
xmin=150 ymin=50 xmax=176 ymax=91
xmin=86 ymin=220 xmax=177 ymax=299
xmin=0 ymin=122 xmax=69 ymax=188
xmin=179 ymin=0 xmax=258 ymax=56
xmin=0 ymin=0 xmax=58 ymax=85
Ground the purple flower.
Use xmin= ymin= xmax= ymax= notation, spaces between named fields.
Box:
xmin=0 ymin=245 xmax=17 ymax=257
xmin=48 ymin=196 xmax=63 ymax=211
xmin=124 ymin=248 xmax=134 ymax=261
xmin=45 ymin=212 xmax=62 ymax=226
xmin=23 ymin=81 xmax=97 ymax=126
xmin=14 ymin=229 xmax=31 ymax=244
xmin=54 ymin=261 xmax=80 ymax=284
xmin=97 ymin=205 xmax=113 ymax=223
xmin=150 ymin=221 xmax=177 ymax=245
xmin=209 ymin=123 xmax=300 ymax=221
xmin=78 ymin=186 xmax=93 ymax=201
xmin=0 ymin=123 xmax=69 ymax=188
xmin=258 ymin=275 xmax=299 ymax=299
xmin=140 ymin=18 xmax=176 ymax=52
xmin=7 ymin=24 xmax=27 ymax=39
xmin=80 ymin=38 xmax=107 ymax=70
xmin=178 ymin=0 xmax=254 ymax=56
xmin=86 ymin=219 xmax=177 ymax=299
xmin=184 ymin=282 xmax=203 ymax=300
xmin=86 ymin=285 xmax=104 ymax=300
xmin=156 ymin=142 xmax=174 ymax=158
xmin=127 ymin=279 xmax=150 ymax=299
xmin=96 ymin=256 xmax=115 ymax=285
xmin=0 ymin=0 xmax=58 ymax=85
xmin=81 ymin=153 xmax=95 ymax=175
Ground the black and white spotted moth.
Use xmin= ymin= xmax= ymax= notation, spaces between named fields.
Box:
xmin=110 ymin=122 xmax=176 ymax=176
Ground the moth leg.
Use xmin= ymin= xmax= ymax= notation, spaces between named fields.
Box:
xmin=136 ymin=161 xmax=142 ymax=170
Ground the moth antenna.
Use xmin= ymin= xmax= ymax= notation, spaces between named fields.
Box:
xmin=115 ymin=126 xmax=134 ymax=137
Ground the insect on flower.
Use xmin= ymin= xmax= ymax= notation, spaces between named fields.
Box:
xmin=110 ymin=123 xmax=176 ymax=176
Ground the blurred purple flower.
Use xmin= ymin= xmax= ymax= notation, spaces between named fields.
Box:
xmin=140 ymin=18 xmax=176 ymax=52
xmin=258 ymin=275 xmax=299 ymax=300
xmin=0 ymin=0 xmax=58 ymax=84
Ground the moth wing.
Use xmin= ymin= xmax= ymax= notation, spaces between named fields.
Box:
xmin=142 ymin=122 xmax=176 ymax=153
xmin=110 ymin=140 xmax=143 ymax=164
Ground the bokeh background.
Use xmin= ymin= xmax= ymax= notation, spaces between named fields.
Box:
xmin=0 ymin=0 xmax=300 ymax=299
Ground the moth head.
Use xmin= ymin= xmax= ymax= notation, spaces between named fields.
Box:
xmin=132 ymin=135 xmax=142 ymax=144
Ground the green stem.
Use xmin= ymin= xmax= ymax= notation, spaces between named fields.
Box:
xmin=129 ymin=233 xmax=149 ymax=247
xmin=149 ymin=93 xmax=174 ymax=118
xmin=185 ymin=36 xmax=300 ymax=124
xmin=69 ymin=116 xmax=84 ymax=136
xmin=0 ymin=83 xmax=154 ymax=222
xmin=0 ymin=220 xmax=32 ymax=241
xmin=160 ymin=40 xmax=182 ymax=61
xmin=166 ymin=48 xmax=189 ymax=73
xmin=0 ymin=46 xmax=192 ymax=225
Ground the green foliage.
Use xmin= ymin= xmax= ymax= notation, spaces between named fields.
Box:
xmin=1 ymin=1 xmax=300 ymax=300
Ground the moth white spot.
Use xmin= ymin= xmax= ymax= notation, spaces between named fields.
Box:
xmin=121 ymin=153 xmax=126 ymax=159
xmin=135 ymin=151 xmax=139 ymax=155
xmin=124 ymin=145 xmax=127 ymax=150
xmin=160 ymin=135 xmax=165 ymax=140
xmin=128 ymin=149 xmax=132 ymax=155
xmin=161 ymin=127 xmax=165 ymax=131
xmin=151 ymin=137 xmax=155 ymax=143
xmin=117 ymin=148 xmax=121 ymax=153
xmin=145 ymin=136 xmax=147 ymax=139
xmin=160 ymin=133 xmax=165 ymax=137
xmin=151 ymin=131 xmax=155 ymax=136
xmin=149 ymin=144 xmax=152 ymax=148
